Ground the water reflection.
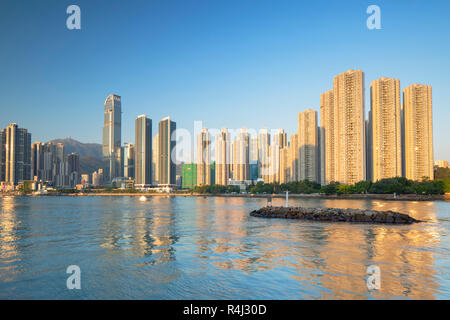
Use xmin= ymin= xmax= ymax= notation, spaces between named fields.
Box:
xmin=0 ymin=196 xmax=448 ymax=299
xmin=99 ymin=197 xmax=178 ymax=265
xmin=0 ymin=197 xmax=21 ymax=281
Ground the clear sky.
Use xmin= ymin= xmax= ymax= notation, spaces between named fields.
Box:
xmin=1 ymin=0 xmax=449 ymax=160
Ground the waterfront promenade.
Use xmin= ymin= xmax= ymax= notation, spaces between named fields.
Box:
xmin=1 ymin=191 xmax=449 ymax=201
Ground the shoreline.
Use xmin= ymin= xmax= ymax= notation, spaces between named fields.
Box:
xmin=1 ymin=192 xmax=449 ymax=201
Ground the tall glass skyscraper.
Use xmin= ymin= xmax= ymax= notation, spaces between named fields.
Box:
xmin=0 ymin=123 xmax=31 ymax=186
xmin=158 ymin=117 xmax=176 ymax=186
xmin=135 ymin=115 xmax=152 ymax=186
xmin=102 ymin=94 xmax=122 ymax=184
xmin=123 ymin=143 xmax=135 ymax=180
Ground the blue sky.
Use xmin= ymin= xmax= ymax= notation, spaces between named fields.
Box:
xmin=0 ymin=0 xmax=449 ymax=160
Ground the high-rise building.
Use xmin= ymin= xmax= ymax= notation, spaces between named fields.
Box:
xmin=52 ymin=143 xmax=66 ymax=187
xmin=152 ymin=134 xmax=159 ymax=185
xmin=216 ymin=128 xmax=230 ymax=185
xmin=135 ymin=115 xmax=152 ymax=186
xmin=267 ymin=129 xmax=287 ymax=183
xmin=31 ymin=142 xmax=44 ymax=181
xmin=232 ymin=128 xmax=250 ymax=182
xmin=0 ymin=130 xmax=5 ymax=183
xmin=320 ymin=89 xmax=335 ymax=184
xmin=370 ymin=77 xmax=402 ymax=181
xmin=196 ymin=128 xmax=211 ymax=185
xmin=365 ymin=117 xmax=372 ymax=182
xmin=0 ymin=123 xmax=31 ymax=186
xmin=182 ymin=163 xmax=197 ymax=189
xmin=158 ymin=117 xmax=176 ymax=185
xmin=102 ymin=94 xmax=122 ymax=184
xmin=403 ymin=84 xmax=434 ymax=180
xmin=257 ymin=129 xmax=271 ymax=182
xmin=289 ymin=133 xmax=299 ymax=182
xmin=34 ymin=142 xmax=65 ymax=186
xmin=92 ymin=169 xmax=103 ymax=186
xmin=318 ymin=126 xmax=324 ymax=185
xmin=249 ymin=136 xmax=258 ymax=163
xmin=298 ymin=109 xmax=318 ymax=182
xmin=273 ymin=129 xmax=287 ymax=149
xmin=67 ymin=153 xmax=80 ymax=187
xmin=123 ymin=143 xmax=135 ymax=179
xmin=279 ymin=146 xmax=290 ymax=183
xmin=333 ymin=69 xmax=366 ymax=184
xmin=268 ymin=144 xmax=280 ymax=183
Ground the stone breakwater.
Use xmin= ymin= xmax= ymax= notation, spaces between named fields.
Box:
xmin=250 ymin=206 xmax=421 ymax=224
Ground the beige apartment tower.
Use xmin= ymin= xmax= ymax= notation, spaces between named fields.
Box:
xmin=289 ymin=133 xmax=299 ymax=181
xmin=320 ymin=90 xmax=335 ymax=184
xmin=273 ymin=129 xmax=287 ymax=149
xmin=403 ymin=84 xmax=434 ymax=180
xmin=257 ymin=129 xmax=271 ymax=183
xmin=196 ymin=128 xmax=211 ymax=185
xmin=215 ymin=128 xmax=230 ymax=185
xmin=232 ymin=128 xmax=250 ymax=181
xmin=298 ymin=109 xmax=318 ymax=182
xmin=370 ymin=77 xmax=402 ymax=181
xmin=279 ymin=146 xmax=290 ymax=183
xmin=333 ymin=69 xmax=366 ymax=184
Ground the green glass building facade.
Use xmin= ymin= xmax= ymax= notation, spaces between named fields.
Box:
xmin=182 ymin=163 xmax=197 ymax=189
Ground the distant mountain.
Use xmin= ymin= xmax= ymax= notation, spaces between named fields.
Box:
xmin=49 ymin=137 xmax=102 ymax=158
xmin=47 ymin=138 xmax=103 ymax=174
xmin=79 ymin=156 xmax=103 ymax=175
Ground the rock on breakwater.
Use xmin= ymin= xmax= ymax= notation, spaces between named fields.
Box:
xmin=250 ymin=206 xmax=421 ymax=224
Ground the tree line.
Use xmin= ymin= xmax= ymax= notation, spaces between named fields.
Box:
xmin=191 ymin=177 xmax=449 ymax=195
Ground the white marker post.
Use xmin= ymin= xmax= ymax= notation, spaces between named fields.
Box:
xmin=285 ymin=191 xmax=289 ymax=208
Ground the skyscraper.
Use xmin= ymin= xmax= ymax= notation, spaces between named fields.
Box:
xmin=370 ymin=77 xmax=402 ymax=181
xmin=0 ymin=130 xmax=6 ymax=183
xmin=152 ymin=134 xmax=159 ymax=185
xmin=102 ymin=94 xmax=122 ymax=184
xmin=233 ymin=128 xmax=250 ymax=182
xmin=268 ymin=144 xmax=280 ymax=183
xmin=135 ymin=115 xmax=152 ymax=186
xmin=0 ymin=123 xmax=31 ymax=186
xmin=365 ymin=116 xmax=372 ymax=182
xmin=279 ymin=146 xmax=290 ymax=183
xmin=333 ymin=69 xmax=366 ymax=184
xmin=196 ymin=128 xmax=211 ymax=185
xmin=289 ymin=133 xmax=299 ymax=182
xmin=249 ymin=136 xmax=258 ymax=163
xmin=67 ymin=153 xmax=80 ymax=187
xmin=123 ymin=143 xmax=135 ymax=179
xmin=320 ymin=89 xmax=335 ymax=184
xmin=273 ymin=129 xmax=287 ymax=149
xmin=216 ymin=128 xmax=230 ymax=185
xmin=298 ymin=109 xmax=318 ymax=182
xmin=53 ymin=143 xmax=66 ymax=187
xmin=269 ymin=129 xmax=287 ymax=183
xmin=31 ymin=142 xmax=44 ymax=181
xmin=158 ymin=117 xmax=176 ymax=185
xmin=403 ymin=84 xmax=434 ymax=180
xmin=257 ymin=129 xmax=271 ymax=182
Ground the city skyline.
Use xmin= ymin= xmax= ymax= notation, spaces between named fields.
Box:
xmin=0 ymin=65 xmax=440 ymax=189
xmin=1 ymin=1 xmax=449 ymax=161
xmin=2 ymin=1 xmax=450 ymax=303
